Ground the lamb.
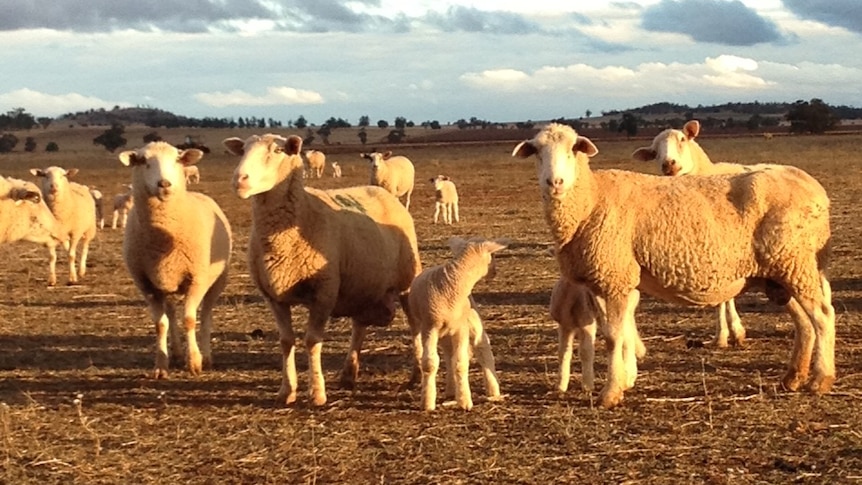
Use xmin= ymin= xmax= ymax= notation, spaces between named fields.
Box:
xmin=89 ymin=187 xmax=105 ymax=230
xmin=223 ymin=133 xmax=422 ymax=407
xmin=513 ymin=123 xmax=835 ymax=408
xmin=361 ymin=151 xmax=415 ymax=210
xmin=631 ymin=120 xmax=783 ymax=347
xmin=430 ymin=175 xmax=459 ymax=224
xmin=30 ymin=166 xmax=98 ymax=286
xmin=111 ymin=185 xmax=134 ymax=230
xmin=409 ymin=237 xmax=507 ymax=411
xmin=303 ymin=149 xmax=326 ymax=178
xmin=183 ymin=165 xmax=200 ymax=184
xmin=0 ymin=176 xmax=64 ymax=246
xmin=331 ymin=161 xmax=342 ymax=178
xmin=118 ymin=141 xmax=232 ymax=379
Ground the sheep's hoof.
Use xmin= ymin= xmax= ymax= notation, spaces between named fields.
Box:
xmin=277 ymin=391 xmax=298 ymax=407
xmin=153 ymin=368 xmax=169 ymax=380
xmin=598 ymin=387 xmax=625 ymax=409
xmin=486 ymin=394 xmax=506 ymax=403
xmin=806 ymin=375 xmax=836 ymax=395
xmin=187 ymin=355 xmax=203 ymax=376
xmin=65 ymin=281 xmax=79 ymax=287
xmin=311 ymin=392 xmax=327 ymax=407
xmin=47 ymin=279 xmax=57 ymax=287
xmin=781 ymin=369 xmax=808 ymax=392
xmin=710 ymin=338 xmax=730 ymax=349
xmin=338 ymin=373 xmax=357 ymax=390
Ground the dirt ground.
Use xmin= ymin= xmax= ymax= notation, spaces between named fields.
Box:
xmin=0 ymin=130 xmax=860 ymax=484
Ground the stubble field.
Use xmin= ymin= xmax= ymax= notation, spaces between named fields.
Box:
xmin=0 ymin=126 xmax=860 ymax=484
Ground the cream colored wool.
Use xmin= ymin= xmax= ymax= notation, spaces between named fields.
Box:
xmin=303 ymin=149 xmax=326 ymax=179
xmin=361 ymin=151 xmax=415 ymax=210
xmin=429 ymin=175 xmax=459 ymax=224
xmin=0 ymin=176 xmax=63 ymax=246
xmin=111 ymin=186 xmax=134 ymax=230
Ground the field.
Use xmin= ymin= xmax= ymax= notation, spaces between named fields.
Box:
xmin=1 ymin=126 xmax=861 ymax=484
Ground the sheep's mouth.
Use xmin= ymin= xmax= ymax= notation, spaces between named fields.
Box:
xmin=155 ymin=187 xmax=173 ymax=201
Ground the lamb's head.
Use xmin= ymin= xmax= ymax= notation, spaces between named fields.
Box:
xmin=29 ymin=166 xmax=78 ymax=204
xmin=224 ymin=134 xmax=303 ymax=199
xmin=448 ymin=236 xmax=511 ymax=281
xmin=632 ymin=120 xmax=701 ymax=176
xmin=361 ymin=151 xmax=392 ymax=174
xmin=118 ymin=142 xmax=202 ymax=202
xmin=429 ymin=175 xmax=450 ymax=190
xmin=511 ymin=123 xmax=598 ymax=199
xmin=2 ymin=177 xmax=65 ymax=245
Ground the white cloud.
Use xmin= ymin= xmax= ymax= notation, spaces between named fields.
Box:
xmin=460 ymin=69 xmax=530 ymax=89
xmin=0 ymin=88 xmax=130 ymax=117
xmin=193 ymin=86 xmax=324 ymax=108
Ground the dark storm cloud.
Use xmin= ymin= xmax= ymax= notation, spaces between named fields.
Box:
xmin=782 ymin=0 xmax=862 ymax=34
xmin=641 ymin=0 xmax=785 ymax=46
xmin=423 ymin=6 xmax=542 ymax=34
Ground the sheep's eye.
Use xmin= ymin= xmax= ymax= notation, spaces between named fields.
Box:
xmin=273 ymin=147 xmax=283 ymax=154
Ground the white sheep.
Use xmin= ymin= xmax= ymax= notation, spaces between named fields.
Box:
xmin=111 ymin=185 xmax=134 ymax=230
xmin=409 ymin=237 xmax=507 ymax=411
xmin=331 ymin=161 xmax=342 ymax=178
xmin=183 ymin=165 xmax=200 ymax=184
xmin=89 ymin=187 xmax=105 ymax=230
xmin=303 ymin=149 xmax=326 ymax=178
xmin=118 ymin=142 xmax=232 ymax=379
xmin=223 ymin=133 xmax=422 ymax=407
xmin=361 ymin=151 xmax=415 ymax=210
xmin=30 ymin=166 xmax=97 ymax=286
xmin=631 ymin=120 xmax=779 ymax=347
xmin=0 ymin=176 xmax=64 ymax=246
xmin=430 ymin=175 xmax=459 ymax=224
xmin=513 ymin=123 xmax=835 ymax=408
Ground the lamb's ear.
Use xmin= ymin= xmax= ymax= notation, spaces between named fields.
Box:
xmin=631 ymin=147 xmax=657 ymax=162
xmin=574 ymin=137 xmax=598 ymax=158
xmin=284 ymin=135 xmax=303 ymax=156
xmin=30 ymin=168 xmax=46 ymax=177
xmin=66 ymin=168 xmax=79 ymax=178
xmin=223 ymin=137 xmax=245 ymax=156
xmin=683 ymin=120 xmax=700 ymax=139
xmin=118 ymin=150 xmax=142 ymax=167
xmin=512 ymin=140 xmax=536 ymax=159
xmin=179 ymin=149 xmax=204 ymax=166
xmin=483 ymin=240 xmax=508 ymax=254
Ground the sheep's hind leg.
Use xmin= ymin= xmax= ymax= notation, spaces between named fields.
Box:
xmin=421 ymin=328 xmax=440 ymax=411
xmin=469 ymin=309 xmax=501 ymax=400
xmin=66 ymin=236 xmax=80 ymax=285
xmin=78 ymin=237 xmax=92 ymax=279
xmin=267 ymin=300 xmax=298 ymax=406
xmin=198 ymin=275 xmax=227 ymax=370
xmin=787 ymin=276 xmax=836 ymax=394
xmin=306 ymin=306 xmax=332 ymax=406
xmin=450 ymin=329 xmax=473 ymax=411
xmin=781 ymin=297 xmax=815 ymax=391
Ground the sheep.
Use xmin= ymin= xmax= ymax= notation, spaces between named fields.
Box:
xmin=630 ymin=120 xmax=784 ymax=347
xmin=30 ymin=166 xmax=97 ymax=286
xmin=513 ymin=123 xmax=835 ymax=408
xmin=183 ymin=165 xmax=200 ymax=184
xmin=331 ymin=161 xmax=342 ymax=178
xmin=118 ymin=141 xmax=232 ymax=379
xmin=223 ymin=133 xmax=422 ymax=407
xmin=0 ymin=176 xmax=64 ymax=246
xmin=430 ymin=175 xmax=459 ymax=224
xmin=361 ymin=151 xmax=415 ymax=210
xmin=303 ymin=149 xmax=326 ymax=178
xmin=89 ymin=187 xmax=105 ymax=230
xmin=409 ymin=237 xmax=507 ymax=411
xmin=111 ymin=185 xmax=134 ymax=230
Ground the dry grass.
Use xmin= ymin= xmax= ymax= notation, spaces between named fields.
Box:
xmin=0 ymin=128 xmax=860 ymax=483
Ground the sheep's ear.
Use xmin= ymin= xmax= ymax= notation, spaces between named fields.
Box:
xmin=483 ymin=240 xmax=508 ymax=254
xmin=118 ymin=150 xmax=142 ymax=167
xmin=30 ymin=168 xmax=45 ymax=177
xmin=441 ymin=175 xmax=450 ymax=181
xmin=683 ymin=120 xmax=700 ymax=139
xmin=284 ymin=135 xmax=303 ymax=156
xmin=66 ymin=168 xmax=79 ymax=178
xmin=179 ymin=149 xmax=204 ymax=166
xmin=574 ymin=137 xmax=598 ymax=158
xmin=511 ymin=140 xmax=536 ymax=159
xmin=223 ymin=137 xmax=245 ymax=156
xmin=382 ymin=151 xmax=393 ymax=160
xmin=631 ymin=147 xmax=656 ymax=162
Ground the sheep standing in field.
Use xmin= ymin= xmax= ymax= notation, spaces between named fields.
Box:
xmin=361 ymin=151 xmax=415 ymax=210
xmin=30 ymin=166 xmax=97 ymax=286
xmin=331 ymin=161 xmax=342 ymax=178
xmin=631 ymin=120 xmax=787 ymax=347
xmin=430 ymin=175 xmax=459 ymax=224
xmin=111 ymin=185 xmax=134 ymax=229
xmin=0 ymin=176 xmax=64 ymax=246
xmin=223 ymin=134 xmax=422 ymax=407
xmin=410 ymin=237 xmax=507 ymax=411
xmin=183 ymin=165 xmax=200 ymax=184
xmin=303 ymin=149 xmax=326 ymax=178
xmin=513 ymin=123 xmax=834 ymax=408
xmin=89 ymin=187 xmax=105 ymax=230
xmin=118 ymin=142 xmax=232 ymax=378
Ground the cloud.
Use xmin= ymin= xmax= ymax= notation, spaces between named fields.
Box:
xmin=0 ymin=88 xmax=131 ymax=117
xmin=423 ymin=6 xmax=542 ymax=34
xmin=193 ymin=86 xmax=325 ymax=107
xmin=641 ymin=0 xmax=784 ymax=45
xmin=782 ymin=0 xmax=862 ymax=35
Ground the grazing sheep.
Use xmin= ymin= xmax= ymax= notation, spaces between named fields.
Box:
xmin=30 ymin=166 xmax=97 ymax=286
xmin=0 ymin=176 xmax=64 ymax=246
xmin=763 ymin=132 xmax=774 ymax=141
xmin=410 ymin=237 xmax=507 ymax=411
xmin=118 ymin=142 xmax=232 ymax=379
xmin=183 ymin=165 xmax=200 ymax=184
xmin=111 ymin=185 xmax=134 ymax=230
xmin=303 ymin=149 xmax=326 ymax=178
xmin=430 ymin=175 xmax=459 ymax=224
xmin=331 ymin=161 xmax=342 ymax=178
xmin=513 ymin=123 xmax=834 ymax=408
xmin=89 ymin=187 xmax=105 ymax=230
xmin=223 ymin=133 xmax=422 ymax=407
xmin=361 ymin=151 xmax=415 ymax=210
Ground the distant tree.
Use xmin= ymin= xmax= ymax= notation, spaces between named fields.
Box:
xmin=617 ymin=113 xmax=638 ymax=138
xmin=37 ymin=117 xmax=52 ymax=129
xmin=45 ymin=141 xmax=59 ymax=152
xmin=585 ymin=109 xmax=592 ymax=119
xmin=394 ymin=116 xmax=407 ymax=129
xmin=430 ymin=120 xmax=441 ymax=130
xmin=295 ymin=115 xmax=308 ymax=129
xmin=455 ymin=119 xmax=469 ymax=129
xmin=786 ymin=98 xmax=837 ymax=134
xmin=746 ymin=114 xmax=762 ymax=131
xmin=24 ymin=137 xmax=36 ymax=152
xmin=143 ymin=131 xmax=162 ymax=143
xmin=358 ymin=115 xmax=370 ymax=127
xmin=377 ymin=119 xmax=389 ymax=129
xmin=92 ymin=123 xmax=127 ymax=152
xmin=0 ymin=133 xmax=18 ymax=153
xmin=358 ymin=129 xmax=367 ymax=145
xmin=387 ymin=129 xmax=406 ymax=144
xmin=317 ymin=124 xmax=332 ymax=144
xmin=0 ymin=108 xmax=37 ymax=130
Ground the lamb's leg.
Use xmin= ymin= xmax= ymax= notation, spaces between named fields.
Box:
xmin=440 ymin=336 xmax=455 ymax=399
xmin=451 ymin=329 xmax=473 ymax=411
xmin=576 ymin=320 xmax=597 ymax=392
xmin=112 ymin=210 xmax=119 ymax=229
xmin=421 ymin=328 xmax=440 ymax=411
xmin=47 ymin=243 xmax=58 ymax=287
xmin=340 ymin=322 xmax=367 ymax=389
xmin=267 ymin=300 xmax=298 ymax=406
xmin=557 ymin=322 xmax=576 ymax=393
xmin=66 ymin=236 xmax=80 ymax=284
xmin=433 ymin=202 xmax=441 ymax=224
xmin=453 ymin=202 xmax=459 ymax=223
xmin=597 ymin=291 xmax=638 ymax=409
xmin=469 ymin=308 xmax=500 ymax=400
xmin=305 ymin=306 xmax=331 ymax=406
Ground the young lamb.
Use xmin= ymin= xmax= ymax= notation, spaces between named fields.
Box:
xmin=0 ymin=176 xmax=64 ymax=246
xmin=118 ymin=142 xmax=232 ymax=379
xmin=223 ymin=134 xmax=422 ymax=407
xmin=513 ymin=123 xmax=834 ymax=408
xmin=631 ymin=119 xmax=785 ymax=347
xmin=111 ymin=188 xmax=134 ymax=230
xmin=430 ymin=175 xmax=459 ymax=224
xmin=30 ymin=166 xmax=97 ymax=286
xmin=303 ymin=149 xmax=326 ymax=178
xmin=361 ymin=151 xmax=415 ymax=210
xmin=89 ymin=187 xmax=105 ymax=230
xmin=409 ymin=237 xmax=507 ymax=411
xmin=183 ymin=165 xmax=201 ymax=184
xmin=331 ymin=161 xmax=342 ymax=178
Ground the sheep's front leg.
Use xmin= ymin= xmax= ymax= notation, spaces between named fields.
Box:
xmin=450 ymin=329 xmax=473 ymax=411
xmin=576 ymin=320 xmax=597 ymax=392
xmin=47 ymin=243 xmax=58 ymax=287
xmin=146 ymin=295 xmax=171 ymax=379
xmin=267 ymin=300 xmax=298 ymax=406
xmin=306 ymin=306 xmax=332 ymax=406
xmin=179 ymin=285 xmax=209 ymax=376
xmin=421 ymin=328 xmax=440 ymax=411
xmin=66 ymin=236 xmax=80 ymax=284
xmin=598 ymin=292 xmax=636 ymax=409
xmin=805 ymin=276 xmax=836 ymax=394
xmin=469 ymin=309 xmax=500 ymax=400
xmin=433 ymin=203 xmax=441 ymax=224
xmin=78 ymin=237 xmax=92 ymax=279
xmin=340 ymin=322 xmax=367 ymax=389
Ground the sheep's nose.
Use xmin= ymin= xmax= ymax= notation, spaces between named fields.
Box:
xmin=546 ymin=177 xmax=564 ymax=188
xmin=662 ymin=160 xmax=678 ymax=175
xmin=157 ymin=180 xmax=172 ymax=189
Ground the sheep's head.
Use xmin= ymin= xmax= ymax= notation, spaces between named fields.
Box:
xmin=429 ymin=175 xmax=450 ymax=190
xmin=118 ymin=142 xmax=202 ymax=202
xmin=224 ymin=134 xmax=302 ymax=199
xmin=2 ymin=177 xmax=65 ymax=246
xmin=29 ymin=166 xmax=78 ymax=203
xmin=632 ymin=120 xmax=701 ymax=176
xmin=512 ymin=123 xmax=598 ymax=199
xmin=360 ymin=151 xmax=391 ymax=173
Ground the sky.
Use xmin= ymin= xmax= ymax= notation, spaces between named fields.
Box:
xmin=1 ymin=0 xmax=860 ymax=125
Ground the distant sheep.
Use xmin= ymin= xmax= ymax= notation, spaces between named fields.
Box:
xmin=361 ymin=151 xmax=415 ymax=210
xmin=430 ymin=175 xmax=459 ymax=224
xmin=331 ymin=161 xmax=342 ymax=178
xmin=514 ymin=123 xmax=835 ymax=408
xmin=112 ymin=185 xmax=134 ymax=230
xmin=304 ymin=150 xmax=326 ymax=178
xmin=0 ymin=176 xmax=63 ymax=246
xmin=183 ymin=165 xmax=200 ymax=184
xmin=30 ymin=166 xmax=97 ymax=286
xmin=119 ymin=141 xmax=232 ymax=379
xmin=89 ymin=187 xmax=105 ymax=230
xmin=224 ymin=133 xmax=422 ymax=407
